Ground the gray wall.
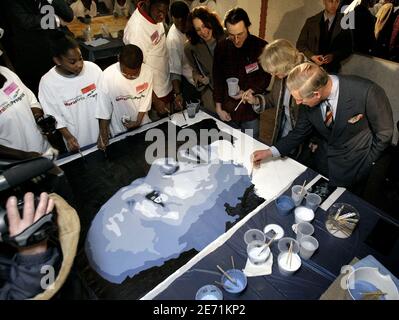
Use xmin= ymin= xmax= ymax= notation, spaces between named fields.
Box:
xmin=265 ymin=0 xmax=399 ymax=144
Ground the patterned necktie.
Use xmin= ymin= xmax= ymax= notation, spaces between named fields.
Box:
xmin=324 ymin=100 xmax=334 ymax=129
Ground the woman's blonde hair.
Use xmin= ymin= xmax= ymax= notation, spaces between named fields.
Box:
xmin=287 ymin=62 xmax=329 ymax=98
xmin=259 ymin=39 xmax=306 ymax=76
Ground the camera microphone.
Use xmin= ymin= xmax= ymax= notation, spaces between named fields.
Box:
xmin=0 ymin=157 xmax=55 ymax=192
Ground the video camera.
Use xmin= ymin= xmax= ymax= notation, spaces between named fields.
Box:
xmin=36 ymin=114 xmax=57 ymax=136
xmin=0 ymin=157 xmax=61 ymax=248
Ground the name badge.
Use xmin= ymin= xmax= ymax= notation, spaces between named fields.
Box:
xmin=136 ymin=82 xmax=149 ymax=94
xmin=81 ymin=83 xmax=96 ymax=94
xmin=245 ymin=62 xmax=259 ymax=74
xmin=3 ymin=82 xmax=18 ymax=96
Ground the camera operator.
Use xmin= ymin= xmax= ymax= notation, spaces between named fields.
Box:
xmin=0 ymin=192 xmax=60 ymax=300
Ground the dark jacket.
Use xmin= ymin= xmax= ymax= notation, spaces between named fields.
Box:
xmin=274 ymin=75 xmax=393 ymax=188
xmin=0 ymin=247 xmax=60 ymax=300
xmin=297 ymin=11 xmax=353 ymax=73
xmin=213 ymin=34 xmax=271 ymax=122
xmin=4 ymin=0 xmax=74 ymax=93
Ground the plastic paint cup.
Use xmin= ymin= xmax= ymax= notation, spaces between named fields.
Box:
xmin=294 ymin=206 xmax=315 ymax=224
xmin=305 ymin=193 xmax=322 ymax=212
xmin=296 ymin=222 xmax=314 ymax=241
xmin=291 ymin=185 xmax=306 ymax=206
xmin=226 ymin=77 xmax=239 ymax=97
xmin=299 ymin=235 xmax=319 ymax=260
xmin=275 ymin=195 xmax=295 ymax=215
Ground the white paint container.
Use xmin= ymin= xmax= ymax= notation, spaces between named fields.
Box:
xmin=247 ymin=242 xmax=271 ymax=265
xmin=278 ymin=252 xmax=301 ymax=276
xmin=294 ymin=206 xmax=315 ymax=224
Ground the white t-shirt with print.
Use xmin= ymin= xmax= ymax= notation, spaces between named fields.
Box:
xmin=38 ymin=61 xmax=102 ymax=150
xmin=70 ymin=0 xmax=97 ymax=18
xmin=96 ymin=62 xmax=153 ymax=137
xmin=166 ymin=24 xmax=195 ymax=86
xmin=123 ymin=7 xmax=172 ymax=98
xmin=0 ymin=67 xmax=49 ymax=153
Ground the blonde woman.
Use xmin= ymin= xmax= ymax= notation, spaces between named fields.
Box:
xmin=242 ymin=39 xmax=306 ymax=146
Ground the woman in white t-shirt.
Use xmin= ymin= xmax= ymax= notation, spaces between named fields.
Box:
xmin=96 ymin=44 xmax=153 ymax=149
xmin=39 ymin=33 xmax=102 ymax=152
xmin=0 ymin=66 xmax=49 ymax=154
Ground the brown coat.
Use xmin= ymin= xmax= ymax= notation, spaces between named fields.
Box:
xmin=254 ymin=77 xmax=300 ymax=145
xmin=184 ymin=39 xmax=216 ymax=113
xmin=31 ymin=193 xmax=80 ymax=300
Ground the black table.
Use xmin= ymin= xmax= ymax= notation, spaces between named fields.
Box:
xmin=78 ymin=37 xmax=124 ymax=62
xmin=153 ymin=168 xmax=399 ymax=300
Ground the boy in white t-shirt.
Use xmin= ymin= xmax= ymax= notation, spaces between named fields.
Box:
xmin=0 ymin=67 xmax=50 ymax=154
xmin=96 ymin=45 xmax=153 ymax=150
xmin=39 ymin=33 xmax=102 ymax=153
xmin=167 ymin=1 xmax=200 ymax=109
xmin=124 ymin=0 xmax=181 ymax=119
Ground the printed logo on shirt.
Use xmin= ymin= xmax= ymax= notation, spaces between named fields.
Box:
xmin=0 ymin=92 xmax=26 ymax=115
xmin=150 ymin=30 xmax=164 ymax=45
xmin=81 ymin=83 xmax=96 ymax=94
xmin=3 ymin=82 xmax=18 ymax=96
xmin=136 ymin=82 xmax=149 ymax=94
xmin=245 ymin=62 xmax=259 ymax=74
xmin=115 ymin=94 xmax=145 ymax=102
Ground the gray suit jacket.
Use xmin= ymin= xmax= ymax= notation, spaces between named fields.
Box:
xmin=275 ymin=75 xmax=393 ymax=187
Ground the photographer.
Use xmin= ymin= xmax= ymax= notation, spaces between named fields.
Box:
xmin=0 ymin=192 xmax=60 ymax=300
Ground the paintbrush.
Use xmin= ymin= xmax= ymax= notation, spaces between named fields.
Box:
xmin=216 ymin=265 xmax=237 ymax=285
xmin=78 ymin=148 xmax=88 ymax=163
xmin=334 ymin=205 xmax=345 ymax=220
xmin=214 ymin=281 xmax=233 ymax=291
xmin=234 ymin=91 xmax=247 ymax=112
xmin=231 ymin=256 xmax=235 ymax=270
xmin=99 ymin=134 xmax=108 ymax=158
xmin=257 ymin=233 xmax=277 ymax=256
xmin=361 ymin=290 xmax=387 ymax=300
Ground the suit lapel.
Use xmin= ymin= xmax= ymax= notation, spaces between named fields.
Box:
xmin=330 ymin=13 xmax=342 ymax=43
xmin=331 ymin=77 xmax=353 ymax=140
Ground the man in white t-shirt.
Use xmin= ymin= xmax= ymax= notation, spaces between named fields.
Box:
xmin=39 ymin=34 xmax=102 ymax=153
xmin=123 ymin=0 xmax=179 ymax=119
xmin=0 ymin=66 xmax=49 ymax=154
xmin=96 ymin=45 xmax=153 ymax=150
xmin=166 ymin=1 xmax=200 ymax=109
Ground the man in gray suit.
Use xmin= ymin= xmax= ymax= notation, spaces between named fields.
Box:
xmin=297 ymin=0 xmax=353 ymax=73
xmin=252 ymin=62 xmax=393 ymax=190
